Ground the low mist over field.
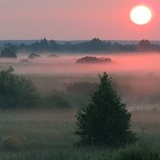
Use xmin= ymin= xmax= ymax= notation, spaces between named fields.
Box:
xmin=0 ymin=52 xmax=160 ymax=75
xmin=0 ymin=52 xmax=160 ymax=110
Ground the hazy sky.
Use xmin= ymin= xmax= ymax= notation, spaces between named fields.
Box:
xmin=0 ymin=0 xmax=159 ymax=40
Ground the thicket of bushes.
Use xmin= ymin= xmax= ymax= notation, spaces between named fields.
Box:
xmin=114 ymin=143 xmax=160 ymax=160
xmin=0 ymin=67 xmax=38 ymax=109
xmin=0 ymin=68 xmax=74 ymax=109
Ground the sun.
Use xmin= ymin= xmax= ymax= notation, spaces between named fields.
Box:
xmin=130 ymin=5 xmax=152 ymax=25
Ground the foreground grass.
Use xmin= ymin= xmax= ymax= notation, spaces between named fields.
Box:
xmin=0 ymin=109 xmax=112 ymax=160
xmin=0 ymin=109 xmax=160 ymax=160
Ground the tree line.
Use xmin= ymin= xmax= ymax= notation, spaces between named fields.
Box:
xmin=1 ymin=38 xmax=160 ymax=54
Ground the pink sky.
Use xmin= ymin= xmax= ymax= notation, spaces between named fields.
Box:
xmin=0 ymin=0 xmax=159 ymax=40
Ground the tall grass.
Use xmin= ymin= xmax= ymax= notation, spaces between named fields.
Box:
xmin=0 ymin=109 xmax=160 ymax=160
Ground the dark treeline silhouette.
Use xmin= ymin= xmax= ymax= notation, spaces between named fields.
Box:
xmin=1 ymin=38 xmax=160 ymax=55
xmin=0 ymin=48 xmax=17 ymax=58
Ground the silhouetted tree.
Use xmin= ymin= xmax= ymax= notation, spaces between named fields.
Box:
xmin=0 ymin=48 xmax=17 ymax=58
xmin=139 ymin=39 xmax=151 ymax=47
xmin=19 ymin=43 xmax=28 ymax=51
xmin=0 ymin=67 xmax=38 ymax=109
xmin=138 ymin=39 xmax=152 ymax=51
xmin=39 ymin=38 xmax=49 ymax=51
xmin=112 ymin=42 xmax=123 ymax=51
xmin=75 ymin=73 xmax=137 ymax=147
xmin=49 ymin=40 xmax=58 ymax=51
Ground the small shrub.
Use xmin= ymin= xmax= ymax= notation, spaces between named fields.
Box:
xmin=115 ymin=143 xmax=160 ymax=160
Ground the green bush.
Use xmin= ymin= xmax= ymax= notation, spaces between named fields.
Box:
xmin=75 ymin=72 xmax=137 ymax=147
xmin=115 ymin=143 xmax=160 ymax=160
xmin=0 ymin=67 xmax=38 ymax=109
xmin=0 ymin=47 xmax=17 ymax=58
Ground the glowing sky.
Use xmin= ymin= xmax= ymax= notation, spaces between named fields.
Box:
xmin=0 ymin=0 xmax=159 ymax=40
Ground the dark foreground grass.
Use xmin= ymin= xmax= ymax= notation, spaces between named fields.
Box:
xmin=0 ymin=109 xmax=160 ymax=160
xmin=0 ymin=109 xmax=113 ymax=160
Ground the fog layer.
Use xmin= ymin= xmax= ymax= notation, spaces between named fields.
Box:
xmin=0 ymin=52 xmax=160 ymax=110
xmin=0 ymin=53 xmax=159 ymax=75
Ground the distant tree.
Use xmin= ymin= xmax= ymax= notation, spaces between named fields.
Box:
xmin=29 ymin=38 xmax=50 ymax=52
xmin=122 ymin=44 xmax=136 ymax=52
xmin=0 ymin=48 xmax=17 ymax=58
xmin=138 ymin=39 xmax=151 ymax=47
xmin=138 ymin=39 xmax=152 ymax=51
xmin=49 ymin=40 xmax=58 ymax=51
xmin=39 ymin=38 xmax=49 ymax=51
xmin=87 ymin=38 xmax=106 ymax=52
xmin=4 ymin=43 xmax=17 ymax=52
xmin=112 ymin=42 xmax=123 ymax=51
xmin=19 ymin=43 xmax=28 ymax=51
xmin=105 ymin=41 xmax=112 ymax=51
xmin=76 ymin=56 xmax=112 ymax=64
xmin=29 ymin=41 xmax=41 ymax=52
xmin=76 ymin=38 xmax=107 ymax=52
xmin=75 ymin=73 xmax=137 ymax=147
xmin=28 ymin=53 xmax=41 ymax=59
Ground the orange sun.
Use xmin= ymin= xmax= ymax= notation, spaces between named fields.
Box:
xmin=130 ymin=5 xmax=152 ymax=25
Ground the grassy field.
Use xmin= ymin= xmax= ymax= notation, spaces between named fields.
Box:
xmin=0 ymin=71 xmax=160 ymax=159
xmin=0 ymin=108 xmax=160 ymax=160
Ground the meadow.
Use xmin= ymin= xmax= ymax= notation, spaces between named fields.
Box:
xmin=0 ymin=109 xmax=160 ymax=160
xmin=0 ymin=53 xmax=160 ymax=159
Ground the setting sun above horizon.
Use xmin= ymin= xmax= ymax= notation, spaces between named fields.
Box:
xmin=0 ymin=0 xmax=159 ymax=40
xmin=130 ymin=5 xmax=152 ymax=25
